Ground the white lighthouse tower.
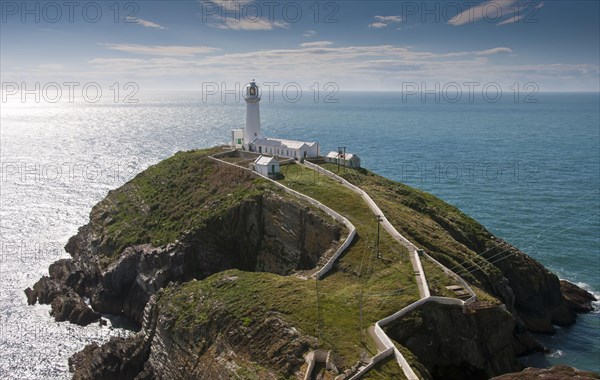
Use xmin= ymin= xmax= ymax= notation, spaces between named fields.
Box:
xmin=243 ymin=80 xmax=261 ymax=151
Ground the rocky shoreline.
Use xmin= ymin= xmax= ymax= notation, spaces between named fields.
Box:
xmin=25 ymin=149 xmax=597 ymax=379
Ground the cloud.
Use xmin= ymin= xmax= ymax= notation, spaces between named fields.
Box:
xmin=90 ymin=45 xmax=519 ymax=75
xmin=369 ymin=16 xmax=402 ymax=29
xmin=369 ymin=15 xmax=402 ymax=28
xmin=496 ymin=14 xmax=524 ymax=25
xmin=83 ymin=43 xmax=598 ymax=92
xmin=448 ymin=0 xmax=518 ymax=26
xmin=497 ymin=2 xmax=543 ymax=25
xmin=475 ymin=47 xmax=513 ymax=55
xmin=300 ymin=41 xmax=333 ymax=48
xmin=210 ymin=18 xmax=288 ymax=30
xmin=302 ymin=30 xmax=317 ymax=37
xmin=374 ymin=15 xmax=402 ymax=23
xmin=201 ymin=0 xmax=288 ymax=30
xmin=125 ymin=16 xmax=166 ymax=29
xmin=101 ymin=43 xmax=221 ymax=57
xmin=369 ymin=22 xmax=388 ymax=28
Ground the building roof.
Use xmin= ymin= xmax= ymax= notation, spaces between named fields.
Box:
xmin=252 ymin=137 xmax=317 ymax=150
xmin=326 ymin=151 xmax=357 ymax=160
xmin=254 ymin=155 xmax=278 ymax=166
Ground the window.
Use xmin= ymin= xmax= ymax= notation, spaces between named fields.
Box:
xmin=237 ymin=138 xmax=242 ymax=145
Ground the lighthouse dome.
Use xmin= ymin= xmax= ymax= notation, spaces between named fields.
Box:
xmin=244 ymin=80 xmax=261 ymax=103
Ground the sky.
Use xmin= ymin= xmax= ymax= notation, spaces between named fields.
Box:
xmin=1 ymin=0 xmax=599 ymax=93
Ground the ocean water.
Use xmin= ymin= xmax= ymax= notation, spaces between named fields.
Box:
xmin=0 ymin=92 xmax=598 ymax=378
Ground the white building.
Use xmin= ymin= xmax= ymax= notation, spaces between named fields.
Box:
xmin=231 ymin=80 xmax=319 ymax=159
xmin=325 ymin=151 xmax=361 ymax=168
xmin=253 ymin=155 xmax=280 ymax=178
xmin=231 ymin=129 xmax=244 ymax=149
xmin=251 ymin=137 xmax=319 ymax=160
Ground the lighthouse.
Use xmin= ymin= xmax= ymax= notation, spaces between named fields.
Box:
xmin=229 ymin=78 xmax=321 ymax=159
xmin=243 ymin=80 xmax=261 ymax=150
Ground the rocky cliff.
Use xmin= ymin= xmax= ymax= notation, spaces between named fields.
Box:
xmin=386 ymin=302 xmax=521 ymax=379
xmin=335 ymin=167 xmax=596 ymax=335
xmin=492 ymin=365 xmax=600 ymax=379
xmin=26 ymin=150 xmax=343 ymax=326
xmin=25 ymin=149 xmax=597 ymax=379
xmin=69 ymin=272 xmax=318 ymax=379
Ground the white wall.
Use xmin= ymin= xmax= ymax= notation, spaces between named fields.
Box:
xmin=244 ymin=102 xmax=261 ymax=149
xmin=231 ymin=129 xmax=244 ymax=149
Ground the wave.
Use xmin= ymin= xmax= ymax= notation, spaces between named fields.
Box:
xmin=575 ymin=282 xmax=600 ymax=313
xmin=547 ymin=349 xmax=564 ymax=359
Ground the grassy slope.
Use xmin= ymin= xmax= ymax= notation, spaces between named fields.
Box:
xmin=90 ymin=147 xmax=275 ymax=261
xmin=278 ymin=164 xmax=421 ymax=365
xmin=88 ymin=149 xmax=505 ymax=376
xmin=318 ymin=163 xmax=504 ymax=288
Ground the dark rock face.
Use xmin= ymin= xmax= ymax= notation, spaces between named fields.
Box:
xmin=69 ymin=297 xmax=158 ymax=379
xmin=492 ymin=365 xmax=600 ymax=379
xmin=385 ymin=185 xmax=596 ymax=337
xmin=71 ymin=287 xmax=315 ymax=380
xmin=25 ymin=194 xmax=342 ymax=325
xmin=482 ymin=239 xmax=585 ymax=334
xmin=138 ymin=296 xmax=314 ymax=379
xmin=560 ymin=280 xmax=597 ymax=313
xmin=24 ymin=258 xmax=101 ymax=325
xmin=386 ymin=302 xmax=522 ymax=380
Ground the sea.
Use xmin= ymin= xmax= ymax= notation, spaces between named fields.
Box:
xmin=1 ymin=91 xmax=598 ymax=379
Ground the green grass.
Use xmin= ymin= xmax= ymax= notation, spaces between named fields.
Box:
xmin=158 ymin=268 xmax=420 ymax=371
xmin=362 ymin=356 xmax=407 ymax=380
xmin=420 ymin=259 xmax=460 ymax=298
xmin=92 ymin=150 xmax=505 ymax=376
xmin=276 ymin=164 xmax=420 ymax=365
xmin=89 ymin=148 xmax=280 ymax=264
xmin=316 ymin=163 xmax=504 ymax=292
xmin=149 ymin=161 xmax=422 ymax=369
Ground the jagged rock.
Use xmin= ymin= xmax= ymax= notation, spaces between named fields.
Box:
xmin=71 ymin=287 xmax=317 ymax=379
xmin=386 ymin=302 xmax=522 ymax=379
xmin=560 ymin=280 xmax=597 ymax=313
xmin=492 ymin=365 xmax=600 ymax=379
xmin=50 ymin=290 xmax=101 ymax=325
xmin=485 ymin=239 xmax=580 ymax=333
xmin=69 ymin=334 xmax=149 ymax=379
xmin=25 ymin=276 xmax=100 ymax=326
xmin=26 ymin=193 xmax=342 ymax=326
